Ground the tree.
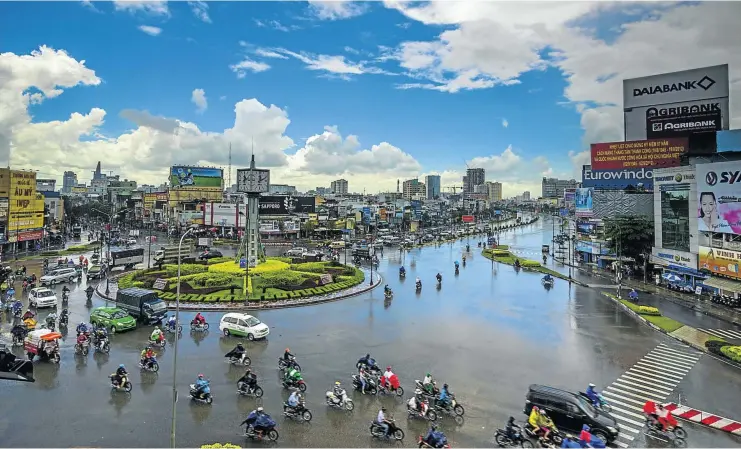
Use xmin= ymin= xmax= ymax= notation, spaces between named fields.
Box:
xmin=603 ymin=216 xmax=654 ymax=262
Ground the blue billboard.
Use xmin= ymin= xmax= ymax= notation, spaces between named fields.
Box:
xmin=362 ymin=207 xmax=371 ymax=224
xmin=717 ymin=130 xmax=741 ymax=152
xmin=411 ymin=200 xmax=422 ymax=220
xmin=582 ymin=165 xmax=654 ymax=189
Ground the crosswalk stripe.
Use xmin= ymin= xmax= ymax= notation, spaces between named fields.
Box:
xmin=634 ymin=360 xmax=689 ymax=376
xmin=611 ymin=412 xmax=646 ymax=427
xmin=611 ymin=381 xmax=666 ymax=399
xmin=657 ymin=344 xmax=702 ymax=358
xmin=622 ymin=371 xmax=679 ymax=388
xmin=601 ymin=390 xmax=647 ymax=407
xmin=642 ymin=355 xmax=695 ymax=370
xmin=649 ymin=349 xmax=701 ymax=364
xmin=700 ymin=328 xmax=741 ymax=340
xmin=700 ymin=329 xmax=731 ymax=339
xmin=605 ymin=385 xmax=660 ymax=402
xmin=614 ymin=440 xmax=630 ymax=447
xmin=616 ymin=375 xmax=674 ymax=394
xmin=606 ymin=405 xmax=645 ymax=420
xmin=616 ymin=428 xmax=638 ymax=437
xmin=628 ymin=365 xmax=684 ymax=382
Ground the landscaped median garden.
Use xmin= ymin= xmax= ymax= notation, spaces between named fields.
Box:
xmin=604 ymin=293 xmax=684 ymax=333
xmin=481 ymin=245 xmax=567 ymax=280
xmin=705 ymin=338 xmax=741 ymax=364
xmin=116 ymin=256 xmax=366 ymax=303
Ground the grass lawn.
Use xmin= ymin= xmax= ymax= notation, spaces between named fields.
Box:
xmin=481 ymin=249 xmax=571 ymax=281
xmin=604 ymin=293 xmax=685 ymax=333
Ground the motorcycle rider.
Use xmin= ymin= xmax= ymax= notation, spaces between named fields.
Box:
xmin=192 ymin=312 xmax=206 ymax=326
xmin=357 ymin=353 xmax=377 ymax=371
xmin=76 ymin=321 xmax=89 ymax=335
xmin=454 ymin=261 xmax=459 ymax=271
xmin=437 ymin=383 xmax=451 ymax=408
xmin=422 ymin=372 xmax=435 ymax=395
xmin=284 ymin=366 xmax=302 ymax=387
xmin=238 ymin=368 xmax=257 ymax=392
xmin=241 ymin=406 xmax=265 ymax=433
xmin=330 ymin=381 xmax=346 ymax=405
xmin=423 ymin=423 xmax=447 ymax=448
xmin=59 ymin=308 xmax=69 ymax=325
xmin=399 ymin=266 xmax=406 ymax=277
xmin=656 ymin=404 xmax=678 ymax=432
xmin=408 ymin=389 xmax=428 ymax=416
xmin=94 ymin=325 xmax=108 ymax=344
xmin=629 ymin=289 xmax=638 ymax=301
xmin=505 ymin=416 xmax=520 ymax=441
xmin=436 ymin=273 xmax=442 ymax=284
xmin=528 ymin=406 xmax=540 ymax=432
xmin=416 ymin=277 xmax=422 ymax=289
xmin=643 ymin=400 xmax=659 ymax=428
xmin=166 ymin=314 xmax=177 ymax=330
xmin=536 ymin=409 xmax=556 ymax=441
xmin=76 ymin=329 xmax=89 ymax=347
xmin=284 ymin=390 xmax=301 ymax=411
xmin=150 ymin=326 xmax=164 ymax=344
xmin=381 ymin=365 xmax=394 ymax=388
xmin=140 ymin=345 xmax=155 ymax=368
xmin=462 ymin=255 xmax=466 ymax=264
xmin=585 ymin=383 xmax=600 ymax=407
xmin=283 ymin=347 xmax=296 ymax=367
xmin=515 ymin=258 xmax=521 ymax=268
xmin=114 ymin=364 xmax=128 ymax=387
xmin=543 ymin=274 xmax=553 ymax=283
xmin=45 ymin=311 xmax=58 ymax=328
xmin=22 ymin=309 xmax=35 ymax=321
xmin=61 ymin=285 xmax=70 ymax=300
xmin=226 ymin=343 xmax=248 ymax=363
xmin=85 ymin=285 xmax=94 ymax=300
xmin=194 ymin=373 xmax=210 ymax=398
xmin=376 ymin=406 xmax=391 ymax=437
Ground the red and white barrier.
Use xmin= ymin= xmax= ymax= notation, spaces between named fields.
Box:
xmin=664 ymin=403 xmax=741 ymax=434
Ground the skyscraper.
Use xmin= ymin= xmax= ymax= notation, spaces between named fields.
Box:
xmin=464 ymin=168 xmax=485 ymax=193
xmin=330 ymin=179 xmax=348 ymax=195
xmin=93 ymin=161 xmax=102 ymax=180
xmin=62 ymin=171 xmax=78 ymax=193
xmin=425 ymin=175 xmax=441 ymax=199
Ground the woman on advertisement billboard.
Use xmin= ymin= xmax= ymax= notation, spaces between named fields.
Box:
xmin=698 ymin=192 xmax=732 ymax=233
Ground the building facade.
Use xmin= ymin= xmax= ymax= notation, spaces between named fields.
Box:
xmin=464 ymin=168 xmax=485 ymax=193
xmin=402 ymin=179 xmax=425 ymax=200
xmin=425 ymin=175 xmax=441 ymax=199
xmin=269 ymin=184 xmax=297 ymax=195
xmin=542 ymin=177 xmax=578 ymax=198
xmin=330 ymin=179 xmax=348 ymax=195
xmin=62 ymin=171 xmax=78 ymax=193
xmin=485 ymin=181 xmax=503 ymax=201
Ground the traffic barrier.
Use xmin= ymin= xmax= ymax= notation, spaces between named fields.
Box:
xmin=664 ymin=403 xmax=741 ymax=434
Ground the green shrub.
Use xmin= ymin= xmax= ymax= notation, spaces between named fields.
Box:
xmin=720 ymin=345 xmax=741 ymax=362
xmin=521 ymin=260 xmax=541 ymax=268
xmin=638 ymin=305 xmax=661 ymax=316
xmin=259 ymin=270 xmax=319 ymax=289
xmin=118 ymin=273 xmax=136 ymax=289
xmin=270 ymin=256 xmax=291 ymax=264
xmin=290 ymin=262 xmax=330 ymax=273
xmin=181 ymin=272 xmax=234 ymax=288
xmin=164 ymin=264 xmax=208 ymax=277
xmin=705 ymin=339 xmax=730 ymax=356
xmin=132 ymin=281 xmax=146 ymax=288
xmin=206 ymin=256 xmax=233 ymax=265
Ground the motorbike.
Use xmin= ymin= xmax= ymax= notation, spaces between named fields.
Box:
xmin=139 ymin=357 xmax=160 ymax=373
xmin=434 ymin=395 xmax=465 ymax=417
xmin=644 ymin=419 xmax=687 ymax=447
xmin=278 ymin=355 xmax=300 ymax=371
xmin=283 ymin=402 xmax=313 ymax=422
xmin=494 ymin=425 xmax=534 ymax=448
xmin=94 ymin=337 xmax=111 ymax=353
xmin=45 ymin=317 xmax=56 ymax=332
xmin=190 ymin=321 xmax=209 ymax=332
xmin=400 ymin=270 xmax=406 ymax=279
xmin=228 ymin=354 xmax=252 ymax=366
xmin=384 ymin=290 xmax=393 ymax=300
xmin=418 ymin=435 xmax=451 ymax=448
xmin=190 ymin=383 xmax=213 ymax=404
xmin=59 ymin=313 xmax=68 ymax=327
xmin=13 ymin=307 xmax=22 ymax=319
xmin=237 ymin=381 xmax=264 ymax=398
xmin=109 ymin=374 xmax=133 ymax=393
xmin=454 ymin=267 xmax=459 ymax=276
xmin=416 ymin=282 xmax=422 ymax=292
xmin=149 ymin=336 xmax=166 ymax=348
xmin=62 ymin=291 xmax=70 ymax=302
xmin=524 ymin=424 xmax=563 ymax=445
xmin=75 ymin=339 xmax=90 ymax=356
xmin=244 ymin=424 xmax=279 ymax=442
xmin=326 ymin=390 xmax=354 ymax=410
xmin=164 ymin=320 xmax=182 ymax=334
xmin=283 ymin=375 xmax=307 ymax=392
xmin=369 ymin=419 xmax=405 ymax=441
xmin=414 ymin=380 xmax=439 ymax=397
xmin=541 ymin=277 xmax=554 ymax=287
xmin=378 ymin=379 xmax=404 ymax=397
xmin=352 ymin=374 xmax=377 ymax=395
xmin=579 ymin=392 xmax=611 ymax=412
xmin=407 ymin=401 xmax=437 ymax=421
xmin=436 ymin=280 xmax=442 ymax=290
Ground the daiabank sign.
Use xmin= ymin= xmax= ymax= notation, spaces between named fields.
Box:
xmin=582 ymin=166 xmax=654 ymax=189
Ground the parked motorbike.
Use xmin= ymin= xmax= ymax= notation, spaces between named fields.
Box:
xmin=326 ymin=390 xmax=354 ymax=410
xmin=109 ymin=374 xmax=133 ymax=393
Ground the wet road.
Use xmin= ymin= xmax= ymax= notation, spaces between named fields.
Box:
xmin=1 ymin=225 xmax=741 ymax=447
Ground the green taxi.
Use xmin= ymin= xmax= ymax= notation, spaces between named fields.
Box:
xmin=90 ymin=307 xmax=137 ymax=333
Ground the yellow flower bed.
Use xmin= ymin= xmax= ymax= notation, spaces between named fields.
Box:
xmin=201 ymin=444 xmax=241 ymax=449
xmin=208 ymin=259 xmax=290 ymax=275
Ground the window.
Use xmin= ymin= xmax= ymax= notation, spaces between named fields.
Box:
xmin=660 ymin=185 xmax=690 ymax=252
xmin=245 ymin=317 xmax=261 ymax=327
xmin=237 ymin=319 xmax=248 ymax=327
xmin=224 ymin=317 xmax=238 ymax=325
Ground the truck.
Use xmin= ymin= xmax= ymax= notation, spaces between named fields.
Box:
xmin=153 ymin=245 xmax=193 ymax=264
xmin=110 ymin=247 xmax=145 ymax=269
xmin=72 ymin=226 xmax=82 ymax=239
xmin=116 ymin=287 xmax=167 ymax=324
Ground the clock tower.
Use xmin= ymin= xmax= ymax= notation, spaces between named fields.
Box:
xmin=236 ymin=155 xmax=270 ymax=271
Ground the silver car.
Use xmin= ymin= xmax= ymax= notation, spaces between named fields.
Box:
xmin=39 ymin=267 xmax=78 ymax=286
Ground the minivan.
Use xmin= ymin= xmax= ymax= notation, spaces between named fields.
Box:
xmin=524 ymin=384 xmax=620 ymax=443
xmin=219 ymin=313 xmax=270 ymax=340
xmin=39 ymin=267 xmax=78 ymax=286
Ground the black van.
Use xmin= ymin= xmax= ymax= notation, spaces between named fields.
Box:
xmin=524 ymin=384 xmax=620 ymax=443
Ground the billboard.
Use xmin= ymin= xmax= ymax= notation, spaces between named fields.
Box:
xmin=651 ymin=247 xmax=697 ymax=269
xmin=170 ymin=166 xmax=223 ymax=189
xmin=582 ymin=165 xmax=654 ymax=189
xmin=575 ymin=188 xmax=593 ymax=217
xmin=0 ymin=199 xmax=7 ymax=220
xmin=696 ymin=161 xmax=741 ymax=235
xmin=203 ymin=203 xmax=248 ymax=227
xmin=563 ymin=189 xmax=575 ymax=203
xmin=623 ymin=65 xmax=730 ymax=142
xmin=462 ymin=215 xmax=474 ymax=223
xmin=411 ymin=200 xmax=422 ymax=220
xmin=717 ymin=130 xmax=741 ymax=152
xmin=699 ymin=246 xmax=741 ymax=281
xmin=71 ymin=186 xmax=87 ymax=193
xmin=258 ymin=196 xmax=316 ymax=215
xmin=576 ymin=222 xmax=596 ymax=235
xmin=591 ymin=138 xmax=687 ymax=171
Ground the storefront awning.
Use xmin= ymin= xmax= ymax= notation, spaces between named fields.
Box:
xmin=703 ymin=276 xmax=741 ymax=294
xmin=665 ymin=264 xmax=706 ymax=278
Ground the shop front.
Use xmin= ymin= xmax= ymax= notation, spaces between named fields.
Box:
xmin=698 ymin=246 xmax=741 ymax=299
xmin=575 ymin=239 xmax=612 ymax=267
xmin=650 ymin=247 xmax=705 ymax=287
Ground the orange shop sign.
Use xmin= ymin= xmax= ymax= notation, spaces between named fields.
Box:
xmin=699 ymin=246 xmax=741 ymax=280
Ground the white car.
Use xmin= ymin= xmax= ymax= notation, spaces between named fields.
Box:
xmin=28 ymin=287 xmax=58 ymax=308
xmin=39 ymin=267 xmax=78 ymax=286
xmin=219 ymin=313 xmax=269 ymax=340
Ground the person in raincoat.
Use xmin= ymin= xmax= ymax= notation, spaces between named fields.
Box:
xmin=285 ymin=367 xmax=302 ymax=386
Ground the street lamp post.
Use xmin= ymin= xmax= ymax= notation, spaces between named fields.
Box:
xmin=170 ymin=227 xmax=194 ymax=448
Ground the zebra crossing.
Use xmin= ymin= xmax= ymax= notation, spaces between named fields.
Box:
xmin=600 ymin=343 xmax=702 ymax=448
xmin=697 ymin=328 xmax=741 ymax=342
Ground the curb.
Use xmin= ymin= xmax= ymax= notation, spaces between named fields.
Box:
xmin=664 ymin=403 xmax=741 ymax=435
xmin=96 ymin=271 xmax=383 ymax=312
xmin=481 ymin=250 xmax=589 ymax=287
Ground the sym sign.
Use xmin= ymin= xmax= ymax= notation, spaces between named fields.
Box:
xmin=696 ymin=161 xmax=741 ymax=236
xmin=582 ymin=165 xmax=654 ymax=189
xmin=623 ymin=65 xmax=729 ymax=142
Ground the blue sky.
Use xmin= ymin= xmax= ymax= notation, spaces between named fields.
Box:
xmin=1 ymin=1 xmax=738 ymax=195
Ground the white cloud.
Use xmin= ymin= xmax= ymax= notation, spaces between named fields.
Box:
xmin=138 ymin=25 xmax=162 ymax=36
xmin=568 ymin=150 xmax=591 ymax=177
xmin=255 ymin=48 xmax=288 ymax=59
xmin=230 ymin=58 xmax=271 ymax=78
xmin=254 ymin=18 xmax=297 ymax=32
xmin=308 ymin=1 xmax=367 ymax=20
xmin=113 ymin=0 xmax=169 ymax=16
xmin=0 ymin=46 xmax=425 ymax=193
xmin=268 ymin=48 xmax=391 ymax=79
xmin=188 ymin=1 xmax=211 ymax=23
xmin=191 ymin=88 xmax=207 ymax=113
xmin=501 ymin=118 xmax=508 ymax=128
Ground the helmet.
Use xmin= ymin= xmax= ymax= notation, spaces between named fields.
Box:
xmin=443 ymin=383 xmax=448 ymax=389
xmin=237 ymin=343 xmax=244 ymax=348
xmin=257 ymin=407 xmax=264 ymax=412
xmin=335 ymin=381 xmax=341 ymax=386
xmin=588 ymin=383 xmax=595 ymax=387
xmin=381 ymin=407 xmax=387 ymax=412
xmin=533 ymin=406 xmax=539 ymax=411
xmin=430 ymin=423 xmax=438 ymax=430
xmin=366 ymin=353 xmax=370 ymax=358
xmin=154 ymin=326 xmax=159 ymax=330
xmin=539 ymin=409 xmax=546 ymax=415
xmin=426 ymin=372 xmax=431 ymax=377
xmin=285 ymin=348 xmax=290 ymax=352
xmin=387 ymin=366 xmax=392 ymax=371
xmin=198 ymin=373 xmax=204 ymax=378
xmin=415 ymin=389 xmax=423 ymax=395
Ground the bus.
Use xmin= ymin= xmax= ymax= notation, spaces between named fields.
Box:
xmin=110 ymin=247 xmax=145 ymax=269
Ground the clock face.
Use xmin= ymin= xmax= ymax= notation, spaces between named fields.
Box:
xmin=238 ymin=169 xmax=269 ymax=192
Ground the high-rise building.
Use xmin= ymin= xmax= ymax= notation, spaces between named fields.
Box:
xmin=93 ymin=161 xmax=102 ymax=180
xmin=486 ymin=181 xmax=503 ymax=201
xmin=425 ymin=175 xmax=441 ymax=199
xmin=542 ymin=177 xmax=578 ymax=198
xmin=523 ymin=191 xmax=531 ymax=201
xmin=402 ymin=178 xmax=425 ymax=199
xmin=464 ymin=168 xmax=485 ymax=193
xmin=330 ymin=179 xmax=348 ymax=195
xmin=62 ymin=171 xmax=78 ymax=193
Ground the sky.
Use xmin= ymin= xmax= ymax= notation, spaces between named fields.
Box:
xmin=1 ymin=1 xmax=740 ymax=198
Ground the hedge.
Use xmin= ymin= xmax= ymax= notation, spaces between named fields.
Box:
xmin=164 ymin=264 xmax=208 ymax=277
xmin=705 ymin=339 xmax=731 ymax=356
xmin=290 ymin=262 xmax=330 ymax=273
xmin=118 ymin=273 xmax=136 ymax=289
xmin=208 ymin=259 xmax=289 ymax=275
xmin=166 ymin=272 xmax=234 ymax=288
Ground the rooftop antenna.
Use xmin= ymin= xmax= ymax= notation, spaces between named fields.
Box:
xmin=227 ymin=143 xmax=232 ymax=188
xmin=250 ymin=137 xmax=255 ymax=169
